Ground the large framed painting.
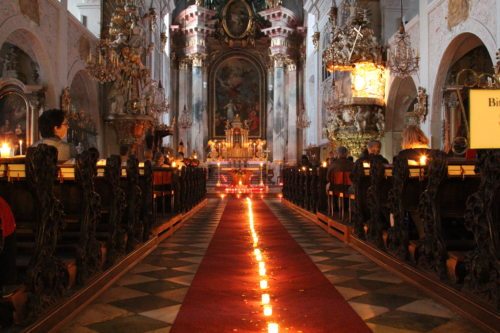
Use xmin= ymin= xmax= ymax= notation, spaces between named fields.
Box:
xmin=210 ymin=54 xmax=265 ymax=139
xmin=222 ymin=0 xmax=254 ymax=39
xmin=0 ymin=87 xmax=31 ymax=154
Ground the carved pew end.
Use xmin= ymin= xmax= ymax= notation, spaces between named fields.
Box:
xmin=446 ymin=251 xmax=466 ymax=284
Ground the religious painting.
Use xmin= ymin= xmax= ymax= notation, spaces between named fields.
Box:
xmin=0 ymin=91 xmax=29 ymax=154
xmin=211 ymin=54 xmax=265 ymax=138
xmin=222 ymin=0 xmax=253 ymax=39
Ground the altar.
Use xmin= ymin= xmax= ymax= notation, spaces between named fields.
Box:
xmin=207 ymin=115 xmax=267 ymax=162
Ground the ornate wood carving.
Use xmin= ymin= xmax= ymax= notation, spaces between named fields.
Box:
xmin=464 ymin=150 xmax=500 ymax=309
xmin=125 ymin=156 xmax=142 ymax=251
xmin=75 ymin=150 xmax=102 ymax=285
xmin=351 ymin=159 xmax=367 ymax=239
xmin=387 ymin=156 xmax=410 ymax=260
xmin=104 ymin=155 xmax=126 ymax=264
xmin=24 ymin=145 xmax=68 ymax=319
xmin=366 ymin=155 xmax=389 ymax=250
xmin=140 ymin=160 xmax=153 ymax=241
xmin=417 ymin=151 xmax=448 ymax=280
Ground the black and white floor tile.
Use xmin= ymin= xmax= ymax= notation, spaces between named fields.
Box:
xmin=265 ymin=199 xmax=486 ymax=333
xmin=61 ymin=199 xmax=226 ymax=333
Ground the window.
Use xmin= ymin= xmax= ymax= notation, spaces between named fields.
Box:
xmin=81 ymin=15 xmax=87 ymax=27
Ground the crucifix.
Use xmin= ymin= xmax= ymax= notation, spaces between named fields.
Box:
xmin=348 ymin=25 xmax=363 ymax=62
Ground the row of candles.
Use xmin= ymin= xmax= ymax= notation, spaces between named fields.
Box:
xmin=0 ymin=141 xmax=23 ymax=158
xmin=246 ymin=198 xmax=279 ymax=333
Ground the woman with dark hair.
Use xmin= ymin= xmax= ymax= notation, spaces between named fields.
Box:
xmin=34 ymin=109 xmax=75 ymax=161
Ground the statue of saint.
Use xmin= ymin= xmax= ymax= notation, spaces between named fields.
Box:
xmin=61 ymin=87 xmax=71 ymax=112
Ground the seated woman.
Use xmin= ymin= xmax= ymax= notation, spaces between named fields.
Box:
xmin=33 ymin=109 xmax=75 ymax=162
xmin=398 ymin=125 xmax=430 ymax=161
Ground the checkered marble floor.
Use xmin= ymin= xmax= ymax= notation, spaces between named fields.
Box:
xmin=264 ymin=199 xmax=486 ymax=333
xmin=61 ymin=199 xmax=226 ymax=333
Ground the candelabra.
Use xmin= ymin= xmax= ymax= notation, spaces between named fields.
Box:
xmin=387 ymin=0 xmax=419 ymax=77
xmin=179 ymin=105 xmax=193 ymax=129
xmin=296 ymin=105 xmax=311 ymax=129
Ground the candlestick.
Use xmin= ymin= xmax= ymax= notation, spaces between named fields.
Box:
xmin=19 ymin=140 xmax=23 ymax=155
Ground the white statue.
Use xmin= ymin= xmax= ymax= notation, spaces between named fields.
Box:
xmin=224 ymin=99 xmax=236 ymax=120
xmin=375 ymin=108 xmax=385 ymax=134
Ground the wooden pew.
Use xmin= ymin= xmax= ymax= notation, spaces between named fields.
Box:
xmin=365 ymin=155 xmax=393 ymax=250
xmin=416 ymin=152 xmax=480 ymax=281
xmin=463 ymin=150 xmax=500 ymax=310
xmin=386 ymin=152 xmax=430 ymax=261
xmin=351 ymin=159 xmax=372 ymax=239
xmin=95 ymin=155 xmax=127 ymax=266
xmin=0 ymin=145 xmax=72 ymax=321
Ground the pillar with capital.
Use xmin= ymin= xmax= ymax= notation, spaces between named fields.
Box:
xmin=260 ymin=6 xmax=298 ymax=178
xmin=286 ymin=59 xmax=298 ymax=165
xmin=178 ymin=58 xmax=192 ymax=153
xmin=190 ymin=53 xmax=206 ymax=160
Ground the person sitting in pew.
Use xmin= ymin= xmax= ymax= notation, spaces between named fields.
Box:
xmin=359 ymin=140 xmax=389 ymax=164
xmin=398 ymin=125 xmax=430 ymax=160
xmin=33 ymin=109 xmax=75 ymax=162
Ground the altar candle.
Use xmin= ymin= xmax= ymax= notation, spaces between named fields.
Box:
xmin=268 ymin=323 xmax=279 ymax=333
xmin=261 ymin=293 xmax=270 ymax=305
xmin=0 ymin=143 xmax=10 ymax=158
xmin=259 ymin=266 xmax=266 ymax=276
xmin=263 ymin=305 xmax=272 ymax=316
xmin=260 ymin=279 xmax=268 ymax=289
xmin=19 ymin=140 xmax=23 ymax=155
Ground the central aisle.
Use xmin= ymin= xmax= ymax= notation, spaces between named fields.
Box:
xmin=171 ymin=198 xmax=371 ymax=333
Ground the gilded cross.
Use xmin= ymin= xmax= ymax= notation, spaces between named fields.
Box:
xmin=348 ymin=25 xmax=363 ymax=61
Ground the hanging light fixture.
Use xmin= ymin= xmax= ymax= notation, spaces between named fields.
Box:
xmin=179 ymin=105 xmax=193 ymax=129
xmin=387 ymin=0 xmax=419 ymax=77
xmin=296 ymin=105 xmax=311 ymax=129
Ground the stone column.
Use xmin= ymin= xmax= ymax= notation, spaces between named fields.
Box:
xmin=272 ymin=54 xmax=287 ymax=178
xmin=286 ymin=59 xmax=298 ymax=165
xmin=190 ymin=53 xmax=205 ymax=160
xmin=178 ymin=58 xmax=191 ymax=153
xmin=169 ymin=54 xmax=179 ymax=149
xmin=266 ymin=64 xmax=274 ymax=161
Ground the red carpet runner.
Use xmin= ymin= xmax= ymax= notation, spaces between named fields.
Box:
xmin=171 ymin=199 xmax=371 ymax=333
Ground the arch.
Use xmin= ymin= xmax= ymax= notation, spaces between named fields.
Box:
xmin=430 ymin=32 xmax=494 ymax=148
xmin=383 ymin=76 xmax=418 ymax=159
xmin=0 ymin=15 xmax=58 ymax=107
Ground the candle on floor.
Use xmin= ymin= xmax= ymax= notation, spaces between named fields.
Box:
xmin=260 ymin=279 xmax=268 ymax=289
xmin=261 ymin=293 xmax=270 ymax=305
xmin=268 ymin=323 xmax=279 ymax=333
xmin=263 ymin=304 xmax=272 ymax=316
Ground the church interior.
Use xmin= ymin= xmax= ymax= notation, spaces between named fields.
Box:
xmin=0 ymin=0 xmax=499 ymax=332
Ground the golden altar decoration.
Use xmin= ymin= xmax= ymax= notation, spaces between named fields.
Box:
xmin=230 ymin=168 xmax=253 ymax=186
xmin=224 ymin=115 xmax=251 ymax=159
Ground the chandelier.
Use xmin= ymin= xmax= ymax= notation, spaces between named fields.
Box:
xmin=387 ymin=0 xmax=419 ymax=77
xmin=323 ymin=0 xmax=383 ymax=73
xmin=296 ymin=105 xmax=311 ymax=129
xmin=179 ymin=105 xmax=193 ymax=129
xmin=86 ymin=1 xmax=168 ymax=115
xmin=86 ymin=39 xmax=120 ymax=83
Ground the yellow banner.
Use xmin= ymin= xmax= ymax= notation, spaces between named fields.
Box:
xmin=470 ymin=89 xmax=500 ymax=149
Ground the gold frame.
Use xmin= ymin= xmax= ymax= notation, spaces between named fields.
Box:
xmin=222 ymin=0 xmax=254 ymax=40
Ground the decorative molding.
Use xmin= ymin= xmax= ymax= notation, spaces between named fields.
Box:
xmin=189 ymin=53 xmax=206 ymax=67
